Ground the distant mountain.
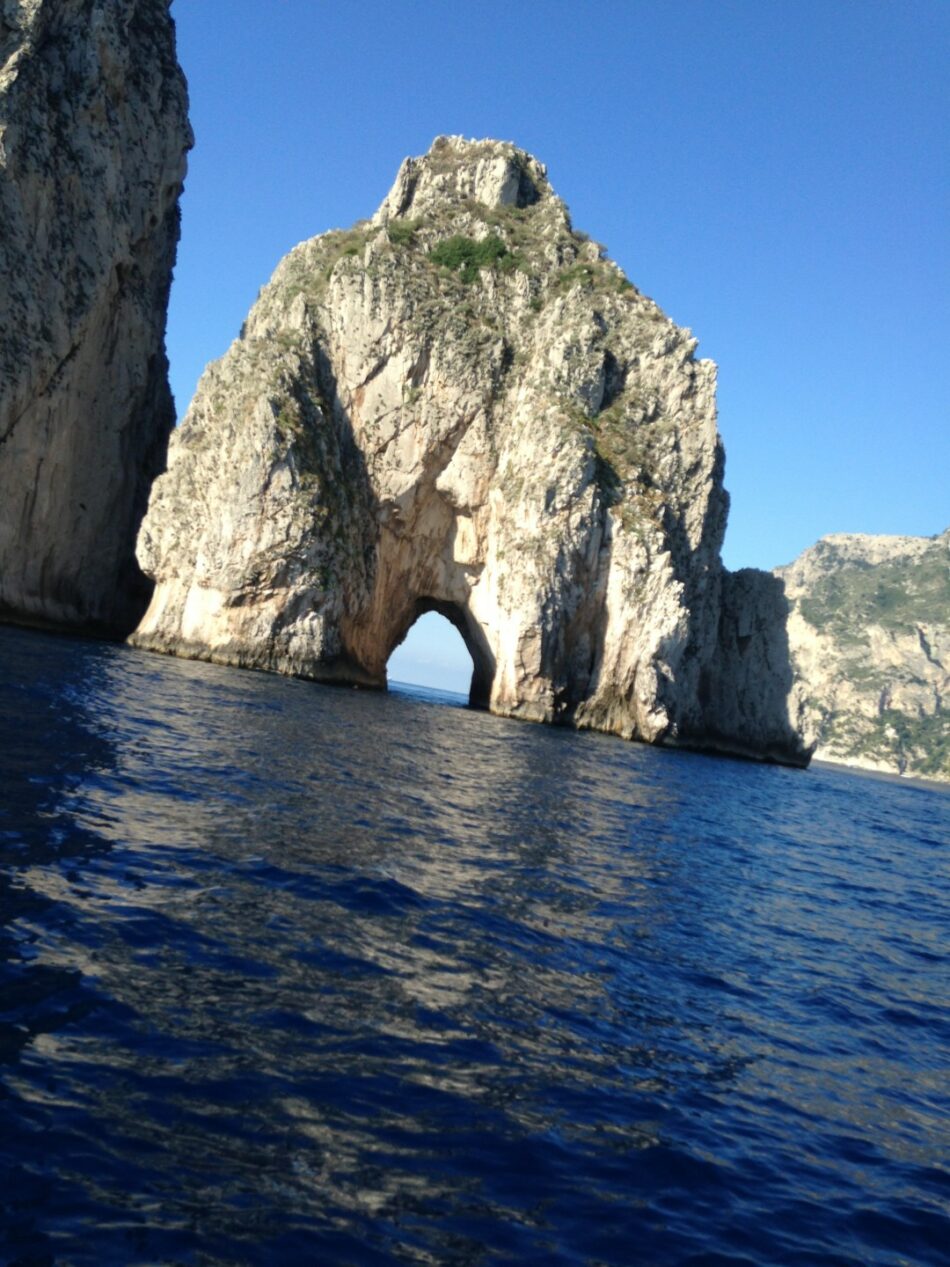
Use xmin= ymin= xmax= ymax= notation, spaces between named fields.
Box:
xmin=778 ymin=529 xmax=950 ymax=781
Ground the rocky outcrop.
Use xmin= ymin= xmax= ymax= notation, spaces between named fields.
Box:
xmin=0 ymin=1 xmax=190 ymax=635
xmin=778 ymin=529 xmax=950 ymax=781
xmin=132 ymin=136 xmax=808 ymax=765
xmin=703 ymin=568 xmax=800 ymax=763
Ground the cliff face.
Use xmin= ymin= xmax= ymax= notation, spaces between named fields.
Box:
xmin=704 ymin=568 xmax=801 ymax=764
xmin=0 ymin=0 xmax=190 ymax=635
xmin=133 ymin=136 xmax=807 ymax=765
xmin=778 ymin=529 xmax=950 ymax=781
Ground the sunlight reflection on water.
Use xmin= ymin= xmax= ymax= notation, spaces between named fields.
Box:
xmin=1 ymin=625 xmax=948 ymax=1265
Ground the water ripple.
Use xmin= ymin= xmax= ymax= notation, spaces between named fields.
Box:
xmin=1 ymin=626 xmax=948 ymax=1265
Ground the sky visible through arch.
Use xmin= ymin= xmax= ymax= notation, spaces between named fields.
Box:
xmin=388 ymin=612 xmax=473 ymax=696
xmin=165 ymin=0 xmax=948 ymax=691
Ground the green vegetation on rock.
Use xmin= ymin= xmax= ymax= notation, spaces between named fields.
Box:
xmin=280 ymin=226 xmax=378 ymax=306
xmin=799 ymin=543 xmax=949 ymax=641
xmin=784 ymin=530 xmax=950 ymax=780
xmin=428 ymin=234 xmax=509 ymax=283
xmin=822 ymin=708 xmax=950 ymax=780
xmin=387 ymin=219 xmax=421 ymax=247
xmin=553 ymin=259 xmax=636 ymax=300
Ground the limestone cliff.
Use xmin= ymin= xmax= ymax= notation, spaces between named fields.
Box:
xmin=0 ymin=0 xmax=190 ymax=634
xmin=132 ymin=136 xmax=807 ymax=765
xmin=778 ymin=529 xmax=950 ymax=781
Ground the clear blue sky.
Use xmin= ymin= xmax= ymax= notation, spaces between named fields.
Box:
xmin=166 ymin=0 xmax=948 ymax=692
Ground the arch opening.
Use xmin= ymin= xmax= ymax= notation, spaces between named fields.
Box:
xmin=386 ymin=598 xmax=494 ymax=710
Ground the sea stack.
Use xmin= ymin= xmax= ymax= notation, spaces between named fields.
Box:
xmin=132 ymin=136 xmax=808 ymax=765
xmin=0 ymin=0 xmax=190 ymax=635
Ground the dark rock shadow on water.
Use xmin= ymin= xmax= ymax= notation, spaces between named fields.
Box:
xmin=0 ymin=624 xmax=948 ymax=1266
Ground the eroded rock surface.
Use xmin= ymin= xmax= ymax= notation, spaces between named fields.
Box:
xmin=778 ymin=529 xmax=950 ymax=780
xmin=0 ymin=0 xmax=190 ymax=634
xmin=133 ymin=136 xmax=808 ymax=764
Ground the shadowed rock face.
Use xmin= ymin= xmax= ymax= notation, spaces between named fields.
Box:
xmin=0 ymin=0 xmax=190 ymax=635
xmin=132 ymin=135 xmax=809 ymax=766
xmin=701 ymin=569 xmax=801 ymax=763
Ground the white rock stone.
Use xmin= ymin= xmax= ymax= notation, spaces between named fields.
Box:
xmin=132 ymin=137 xmax=808 ymax=764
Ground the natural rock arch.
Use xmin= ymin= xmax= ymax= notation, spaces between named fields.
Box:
xmin=131 ymin=136 xmax=810 ymax=767
xmin=386 ymin=598 xmax=496 ymax=709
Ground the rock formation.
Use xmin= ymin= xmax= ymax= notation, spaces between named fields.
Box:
xmin=0 ymin=0 xmax=190 ymax=635
xmin=132 ymin=136 xmax=808 ymax=765
xmin=778 ymin=529 xmax=950 ymax=781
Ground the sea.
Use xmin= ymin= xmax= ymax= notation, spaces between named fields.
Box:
xmin=0 ymin=623 xmax=947 ymax=1266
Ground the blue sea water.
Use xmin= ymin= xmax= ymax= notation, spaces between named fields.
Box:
xmin=0 ymin=624 xmax=948 ymax=1267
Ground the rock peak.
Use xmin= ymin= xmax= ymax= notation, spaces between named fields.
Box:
xmin=374 ymin=135 xmax=551 ymax=222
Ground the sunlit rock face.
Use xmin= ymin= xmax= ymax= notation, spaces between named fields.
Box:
xmin=0 ymin=0 xmax=190 ymax=634
xmin=778 ymin=529 xmax=950 ymax=781
xmin=133 ymin=135 xmax=808 ymax=765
